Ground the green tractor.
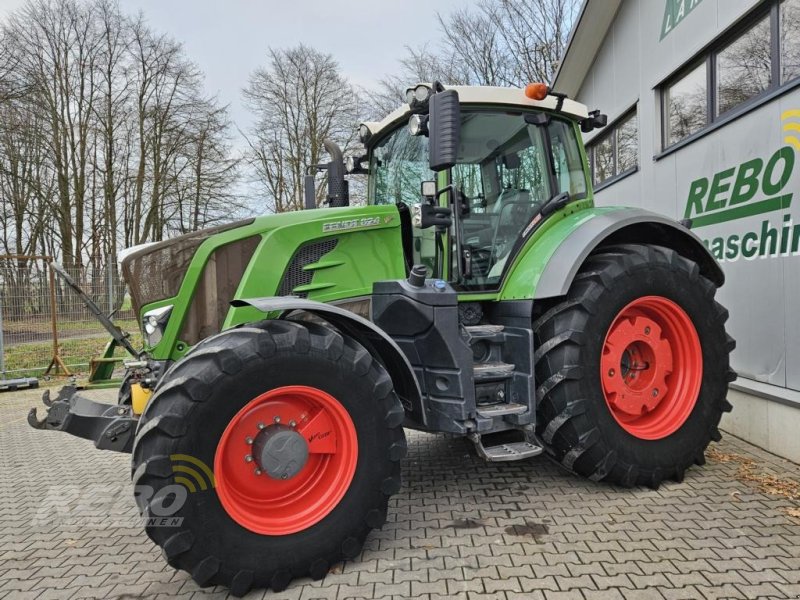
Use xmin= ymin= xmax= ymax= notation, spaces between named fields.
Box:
xmin=29 ymin=82 xmax=735 ymax=595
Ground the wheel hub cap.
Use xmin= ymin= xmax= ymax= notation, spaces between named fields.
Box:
xmin=253 ymin=425 xmax=309 ymax=480
xmin=600 ymin=296 xmax=703 ymax=440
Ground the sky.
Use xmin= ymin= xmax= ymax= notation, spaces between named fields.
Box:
xmin=0 ymin=0 xmax=469 ymax=134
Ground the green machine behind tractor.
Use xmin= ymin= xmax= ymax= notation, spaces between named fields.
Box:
xmin=29 ymin=82 xmax=735 ymax=595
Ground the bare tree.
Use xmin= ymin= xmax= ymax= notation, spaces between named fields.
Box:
xmin=168 ymin=99 xmax=240 ymax=234
xmin=0 ymin=0 xmax=242 ymax=283
xmin=372 ymin=0 xmax=580 ymax=113
xmin=0 ymin=29 xmax=23 ymax=103
xmin=5 ymin=0 xmax=105 ymax=268
xmin=244 ymin=45 xmax=359 ymax=213
xmin=91 ymin=0 xmax=129 ymax=266
xmin=496 ymin=0 xmax=580 ymax=84
xmin=438 ymin=6 xmax=514 ymax=86
xmin=0 ymin=100 xmax=53 ymax=257
xmin=367 ymin=44 xmax=466 ymax=117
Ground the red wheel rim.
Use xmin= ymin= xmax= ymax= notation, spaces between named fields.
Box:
xmin=214 ymin=385 xmax=358 ymax=535
xmin=600 ymin=296 xmax=702 ymax=440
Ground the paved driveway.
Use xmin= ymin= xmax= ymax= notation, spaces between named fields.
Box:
xmin=1 ymin=387 xmax=799 ymax=600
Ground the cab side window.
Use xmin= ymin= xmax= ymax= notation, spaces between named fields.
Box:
xmin=548 ymin=119 xmax=588 ymax=198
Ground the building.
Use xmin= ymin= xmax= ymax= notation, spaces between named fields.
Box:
xmin=553 ymin=0 xmax=800 ymax=461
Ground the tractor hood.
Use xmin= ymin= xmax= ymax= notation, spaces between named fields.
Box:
xmin=121 ymin=205 xmax=406 ymax=359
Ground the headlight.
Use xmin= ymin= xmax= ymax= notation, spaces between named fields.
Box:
xmin=414 ymin=84 xmax=431 ymax=102
xmin=408 ymin=114 xmax=429 ymax=136
xmin=142 ymin=305 xmax=173 ymax=347
xmin=405 ymin=84 xmax=432 ymax=105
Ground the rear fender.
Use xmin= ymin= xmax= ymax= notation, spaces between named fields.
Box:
xmin=230 ymin=297 xmax=422 ymax=419
xmin=500 ymin=207 xmax=724 ymax=301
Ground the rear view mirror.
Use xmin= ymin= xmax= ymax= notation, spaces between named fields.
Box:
xmin=428 ymin=89 xmax=460 ymax=172
xmin=581 ymin=110 xmax=608 ymax=133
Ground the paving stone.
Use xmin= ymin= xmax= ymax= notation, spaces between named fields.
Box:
xmin=2 ymin=388 xmax=800 ymax=599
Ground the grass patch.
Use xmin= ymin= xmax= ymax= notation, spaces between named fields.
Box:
xmin=3 ymin=331 xmax=143 ymax=379
xmin=3 ymin=317 xmax=137 ymax=335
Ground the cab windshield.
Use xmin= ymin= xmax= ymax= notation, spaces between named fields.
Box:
xmin=369 ymin=110 xmax=587 ymax=290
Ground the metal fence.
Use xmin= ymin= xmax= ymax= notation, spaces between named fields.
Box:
xmin=0 ymin=255 xmax=138 ymax=380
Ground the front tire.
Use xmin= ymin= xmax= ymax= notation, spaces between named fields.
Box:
xmin=534 ymin=244 xmax=735 ymax=488
xmin=131 ymin=320 xmax=406 ymax=595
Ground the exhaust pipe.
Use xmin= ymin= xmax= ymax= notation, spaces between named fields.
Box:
xmin=303 ymin=174 xmax=317 ymax=210
xmin=323 ymin=139 xmax=349 ymax=208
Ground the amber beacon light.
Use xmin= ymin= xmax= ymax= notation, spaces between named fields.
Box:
xmin=524 ymin=82 xmax=549 ymax=101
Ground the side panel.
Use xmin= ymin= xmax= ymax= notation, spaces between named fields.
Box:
xmin=499 ymin=206 xmax=724 ymax=301
xmin=225 ymin=214 xmax=406 ymax=328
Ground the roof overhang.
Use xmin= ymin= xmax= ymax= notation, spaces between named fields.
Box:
xmin=551 ymin=0 xmax=623 ymax=97
xmin=363 ymin=85 xmax=590 ymax=143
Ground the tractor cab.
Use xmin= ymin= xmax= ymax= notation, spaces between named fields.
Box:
xmin=357 ymin=83 xmax=604 ymax=292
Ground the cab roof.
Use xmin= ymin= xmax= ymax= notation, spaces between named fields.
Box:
xmin=362 ymin=85 xmax=590 ymax=141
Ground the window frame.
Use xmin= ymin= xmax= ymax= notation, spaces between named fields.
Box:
xmin=587 ymin=106 xmax=639 ymax=190
xmin=659 ymin=0 xmax=796 ymax=152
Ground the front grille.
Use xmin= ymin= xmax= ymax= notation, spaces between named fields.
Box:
xmin=123 ymin=239 xmax=203 ymax=314
xmin=121 ymin=219 xmax=254 ymax=313
xmin=179 ymin=235 xmax=261 ymax=345
xmin=278 ymin=239 xmax=338 ymax=297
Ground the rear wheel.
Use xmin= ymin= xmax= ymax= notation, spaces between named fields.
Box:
xmin=534 ymin=244 xmax=735 ymax=488
xmin=131 ymin=320 xmax=406 ymax=595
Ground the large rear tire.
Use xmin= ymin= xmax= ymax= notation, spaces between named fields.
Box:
xmin=131 ymin=320 xmax=406 ymax=595
xmin=534 ymin=244 xmax=735 ymax=488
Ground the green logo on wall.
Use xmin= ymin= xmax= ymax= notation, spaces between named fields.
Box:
xmin=684 ymin=145 xmax=799 ymax=263
xmin=660 ymin=0 xmax=704 ymax=40
xmin=683 ymin=146 xmax=794 ymax=228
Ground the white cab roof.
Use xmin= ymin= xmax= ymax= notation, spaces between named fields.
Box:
xmin=364 ymin=85 xmax=590 ymax=140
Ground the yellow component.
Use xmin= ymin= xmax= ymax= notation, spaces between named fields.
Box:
xmin=131 ymin=383 xmax=153 ymax=415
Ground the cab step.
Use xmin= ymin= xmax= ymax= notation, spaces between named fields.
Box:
xmin=468 ymin=433 xmax=543 ymax=462
xmin=473 ymin=361 xmax=515 ymax=381
xmin=464 ymin=324 xmax=504 ymax=338
xmin=476 ymin=402 xmax=527 ymax=418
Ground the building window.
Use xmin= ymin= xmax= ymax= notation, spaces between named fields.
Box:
xmin=665 ymin=62 xmax=707 ymax=146
xmin=588 ymin=109 xmax=638 ymax=187
xmin=617 ymin=113 xmax=639 ymax=172
xmin=661 ymin=0 xmax=800 ymax=149
xmin=782 ymin=0 xmax=800 ymax=83
xmin=717 ymin=14 xmax=772 ymax=116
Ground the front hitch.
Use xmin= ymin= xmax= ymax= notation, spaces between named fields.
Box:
xmin=28 ymin=386 xmax=137 ymax=453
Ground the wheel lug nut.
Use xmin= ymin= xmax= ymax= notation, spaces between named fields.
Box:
xmin=257 ymin=422 xmax=265 ymax=430
xmin=289 ymin=420 xmax=296 ymax=428
xmin=273 ymin=416 xmax=281 ymax=424
xmin=644 ymin=327 xmax=651 ymax=335
xmin=245 ymin=455 xmax=253 ymax=463
xmin=245 ymin=436 xmax=253 ymax=445
xmin=281 ymin=473 xmax=288 ymax=479
xmin=254 ymin=468 xmax=262 ymax=476
xmin=608 ymin=369 xmax=615 ymax=377
xmin=652 ymin=388 xmax=659 ymax=397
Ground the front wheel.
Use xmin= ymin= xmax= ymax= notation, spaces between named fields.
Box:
xmin=534 ymin=244 xmax=735 ymax=488
xmin=131 ymin=320 xmax=406 ymax=595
